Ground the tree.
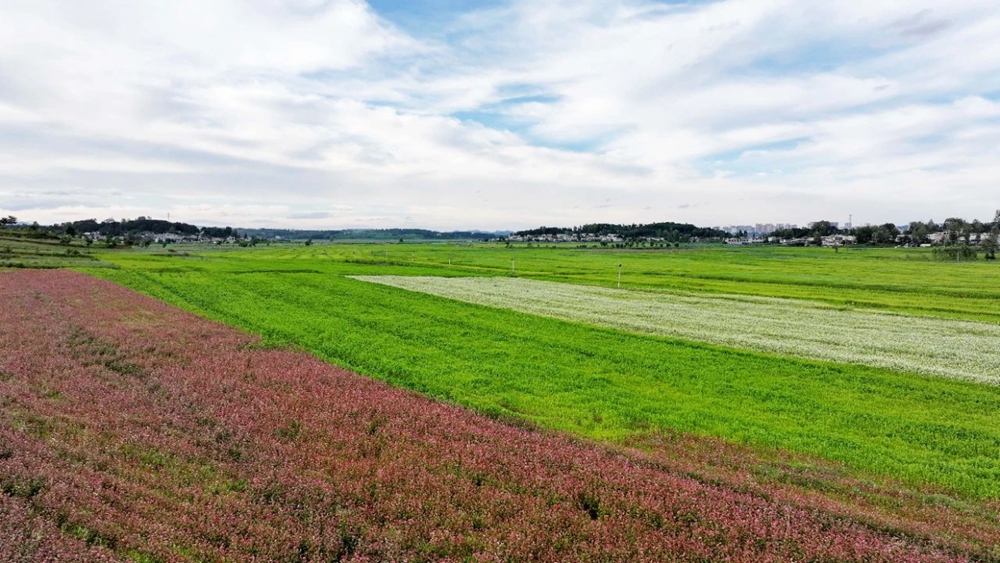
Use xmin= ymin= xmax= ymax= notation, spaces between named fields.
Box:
xmin=908 ymin=221 xmax=929 ymax=245
xmin=853 ymin=225 xmax=876 ymax=244
xmin=873 ymin=223 xmax=900 ymax=245
xmin=809 ymin=220 xmax=838 ymax=237
xmin=0 ymin=215 xmax=16 ymax=226
xmin=932 ymin=244 xmax=978 ymax=261
xmin=944 ymin=217 xmax=967 ymax=233
xmin=983 ymin=228 xmax=999 ymax=260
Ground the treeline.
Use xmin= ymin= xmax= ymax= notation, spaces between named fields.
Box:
xmin=51 ymin=218 xmax=236 ymax=238
xmin=237 ymin=228 xmax=505 ymax=241
xmin=0 ymin=217 xmax=239 ymax=242
xmin=770 ymin=220 xmax=907 ymax=243
xmin=765 ymin=214 xmax=1000 ymax=260
xmin=64 ymin=218 xmax=201 ymax=236
xmin=771 ymin=215 xmax=1000 ymax=246
xmin=2 ymin=217 xmax=504 ymax=242
xmin=515 ymin=222 xmax=727 ymax=240
xmin=906 ymin=217 xmax=999 ymax=242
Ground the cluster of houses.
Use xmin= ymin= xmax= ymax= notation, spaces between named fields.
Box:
xmin=724 ymin=237 xmax=767 ymax=245
xmin=782 ymin=234 xmax=857 ymax=247
xmin=507 ymin=233 xmax=625 ymax=243
xmin=517 ymin=231 xmax=989 ymax=247
xmin=925 ymin=232 xmax=994 ymax=245
xmin=726 ymin=234 xmax=858 ymax=246
xmin=81 ymin=232 xmax=241 ymax=245
xmin=149 ymin=233 xmax=241 ymax=244
xmin=724 ymin=231 xmax=997 ymax=247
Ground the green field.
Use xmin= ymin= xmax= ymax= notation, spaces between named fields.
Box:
xmin=356 ymin=275 xmax=1000 ymax=383
xmin=0 ymin=235 xmax=107 ymax=269
xmin=81 ymin=243 xmax=1000 ymax=502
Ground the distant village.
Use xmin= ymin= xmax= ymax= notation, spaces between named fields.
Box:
xmin=711 ymin=219 xmax=998 ymax=248
xmin=508 ymin=216 xmax=1000 ymax=252
xmin=78 ymin=231 xmax=242 ymax=245
xmin=507 ymin=232 xmax=625 ymax=244
xmin=3 ymin=215 xmax=998 ymax=256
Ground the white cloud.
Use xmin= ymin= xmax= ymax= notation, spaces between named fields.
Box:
xmin=1 ymin=0 xmax=999 ymax=229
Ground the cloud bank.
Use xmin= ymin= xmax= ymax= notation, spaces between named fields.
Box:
xmin=1 ymin=0 xmax=999 ymax=229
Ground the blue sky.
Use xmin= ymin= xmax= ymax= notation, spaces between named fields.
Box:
xmin=1 ymin=0 xmax=999 ymax=229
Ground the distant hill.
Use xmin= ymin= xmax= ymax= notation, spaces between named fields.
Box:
xmin=515 ymin=221 xmax=727 ymax=241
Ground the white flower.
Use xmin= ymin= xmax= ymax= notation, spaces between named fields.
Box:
xmin=352 ymin=276 xmax=1000 ymax=385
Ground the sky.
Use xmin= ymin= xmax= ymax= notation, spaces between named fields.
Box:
xmin=1 ymin=0 xmax=999 ymax=231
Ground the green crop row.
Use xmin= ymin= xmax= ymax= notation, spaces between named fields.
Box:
xmin=104 ymin=242 xmax=1000 ymax=321
xmin=355 ymin=275 xmax=1000 ymax=384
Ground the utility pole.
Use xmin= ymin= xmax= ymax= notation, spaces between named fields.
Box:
xmin=617 ymin=263 xmax=622 ymax=289
xmin=512 ymin=259 xmax=516 ymax=276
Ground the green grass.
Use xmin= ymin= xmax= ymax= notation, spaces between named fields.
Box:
xmin=109 ymin=241 xmax=1000 ymax=321
xmin=355 ymin=275 xmax=1000 ymax=384
xmin=0 ymin=235 xmax=108 ymax=269
xmin=82 ymin=244 xmax=1000 ymax=500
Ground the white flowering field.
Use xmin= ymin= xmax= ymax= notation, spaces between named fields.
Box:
xmin=354 ymin=276 xmax=1000 ymax=384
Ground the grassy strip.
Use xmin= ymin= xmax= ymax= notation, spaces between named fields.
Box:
xmin=100 ymin=243 xmax=1000 ymax=322
xmin=354 ymin=275 xmax=1000 ymax=384
xmin=0 ymin=236 xmax=105 ymax=269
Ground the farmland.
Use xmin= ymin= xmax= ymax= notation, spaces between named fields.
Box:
xmin=271 ymin=243 xmax=1000 ymax=321
xmin=3 ymin=269 xmax=983 ymax=562
xmin=354 ymin=275 xmax=1000 ymax=383
xmin=0 ymin=235 xmax=107 ymax=270
xmin=3 ymin=242 xmax=1000 ymax=561
xmin=80 ymin=246 xmax=1000 ymax=498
